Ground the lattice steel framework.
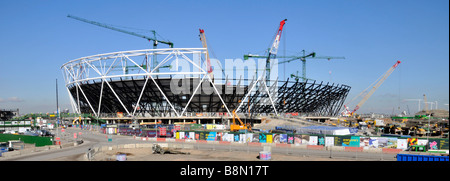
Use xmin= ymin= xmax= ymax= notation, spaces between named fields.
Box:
xmin=61 ymin=48 xmax=351 ymax=118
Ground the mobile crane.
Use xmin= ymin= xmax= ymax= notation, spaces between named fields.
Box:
xmin=199 ymin=29 xmax=213 ymax=80
xmin=255 ymin=19 xmax=287 ymax=85
xmin=344 ymin=60 xmax=401 ymax=116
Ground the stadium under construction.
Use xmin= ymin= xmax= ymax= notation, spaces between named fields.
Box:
xmin=61 ymin=17 xmax=351 ymax=126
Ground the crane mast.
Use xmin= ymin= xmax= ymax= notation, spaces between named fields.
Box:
xmin=199 ymin=29 xmax=213 ymax=80
xmin=265 ymin=19 xmax=287 ymax=84
xmin=348 ymin=60 xmax=401 ymax=114
xmin=423 ymin=94 xmax=429 ymax=115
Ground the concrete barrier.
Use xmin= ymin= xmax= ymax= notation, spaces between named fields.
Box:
xmin=231 ymin=142 xmax=242 ymax=146
xmin=345 ymin=147 xmax=363 ymax=152
xmin=292 ymin=144 xmax=307 ymax=149
xmin=182 ymin=144 xmax=194 ymax=149
xmin=262 ymin=143 xmax=275 ymax=147
xmin=61 ymin=142 xmax=74 ymax=148
xmin=124 ymin=144 xmax=136 ymax=149
xmin=100 ymin=146 xmax=109 ymax=151
xmin=248 ymin=142 xmax=262 ymax=147
xmin=35 ymin=146 xmax=50 ymax=152
xmin=169 ymin=143 xmax=183 ymax=149
xmin=219 ymin=141 xmax=231 ymax=145
xmin=209 ymin=141 xmax=219 ymax=144
xmin=365 ymin=147 xmax=382 ymax=153
xmin=18 ymin=148 xmax=34 ymax=155
xmin=49 ymin=145 xmax=61 ymax=150
xmin=307 ymin=145 xmax=324 ymax=150
xmin=136 ymin=143 xmax=152 ymax=148
xmin=276 ymin=143 xmax=291 ymax=148
xmin=328 ymin=146 xmax=345 ymax=152
xmin=382 ymin=148 xmax=402 ymax=154
xmin=196 ymin=140 xmax=207 ymax=144
xmin=2 ymin=151 xmax=21 ymax=158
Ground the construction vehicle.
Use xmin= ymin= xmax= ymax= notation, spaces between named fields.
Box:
xmin=343 ymin=60 xmax=401 ymax=116
xmin=230 ymin=110 xmax=251 ymax=132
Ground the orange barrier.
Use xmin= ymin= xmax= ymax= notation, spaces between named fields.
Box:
xmin=307 ymin=145 xmax=324 ymax=150
xmin=196 ymin=140 xmax=207 ymax=144
xmin=382 ymin=148 xmax=402 ymax=154
xmin=345 ymin=147 xmax=363 ymax=152
xmin=219 ymin=141 xmax=231 ymax=145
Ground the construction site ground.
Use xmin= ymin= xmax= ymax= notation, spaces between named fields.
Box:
xmin=254 ymin=117 xmax=328 ymax=130
xmin=50 ymin=147 xmax=352 ymax=161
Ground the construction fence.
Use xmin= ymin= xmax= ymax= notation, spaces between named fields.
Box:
xmin=172 ymin=131 xmax=449 ymax=150
xmin=94 ymin=124 xmax=448 ymax=151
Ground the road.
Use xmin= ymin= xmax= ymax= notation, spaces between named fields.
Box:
xmin=2 ymin=127 xmax=141 ymax=161
xmin=2 ymin=127 xmax=397 ymax=161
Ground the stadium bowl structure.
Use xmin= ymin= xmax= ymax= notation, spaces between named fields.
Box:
xmin=61 ymin=48 xmax=351 ymax=118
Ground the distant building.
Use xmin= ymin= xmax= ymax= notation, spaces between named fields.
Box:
xmin=0 ymin=109 xmax=19 ymax=121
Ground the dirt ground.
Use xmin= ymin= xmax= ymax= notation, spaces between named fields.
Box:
xmin=51 ymin=147 xmax=351 ymax=161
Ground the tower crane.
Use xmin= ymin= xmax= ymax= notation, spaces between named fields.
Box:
xmin=245 ymin=50 xmax=345 ymax=81
xmin=343 ymin=60 xmax=401 ymax=115
xmin=67 ymin=14 xmax=173 ymax=72
xmin=423 ymin=94 xmax=429 ymax=115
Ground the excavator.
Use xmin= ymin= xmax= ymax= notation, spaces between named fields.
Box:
xmin=230 ymin=110 xmax=252 ymax=132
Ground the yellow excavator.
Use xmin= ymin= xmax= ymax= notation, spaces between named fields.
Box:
xmin=230 ymin=110 xmax=252 ymax=132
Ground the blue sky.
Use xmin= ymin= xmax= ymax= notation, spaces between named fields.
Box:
xmin=0 ymin=0 xmax=448 ymax=114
